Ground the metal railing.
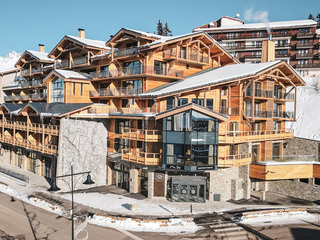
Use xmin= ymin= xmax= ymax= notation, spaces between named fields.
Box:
xmin=273 ymin=111 xmax=294 ymax=118
xmin=296 ymin=42 xmax=314 ymax=48
xmin=296 ymin=53 xmax=313 ymax=58
xmin=296 ymin=32 xmax=314 ymax=38
xmin=245 ymin=110 xmax=273 ymax=118
xmin=254 ymin=89 xmax=273 ymax=98
xmin=266 ymin=155 xmax=319 ymax=162
xmin=4 ymin=93 xmax=47 ymax=101
xmin=295 ymin=63 xmax=320 ymax=68
xmin=114 ymin=47 xmax=139 ymax=58
xmin=90 ymin=65 xmax=184 ymax=79
xmin=89 ymin=87 xmax=142 ymax=97
xmin=274 ymin=92 xmax=295 ymax=100
xmin=275 ymin=53 xmax=291 ymax=58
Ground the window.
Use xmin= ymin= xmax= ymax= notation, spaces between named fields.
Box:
xmin=178 ymin=98 xmax=188 ymax=106
xmin=221 ymin=87 xmax=228 ymax=96
xmin=122 ymin=61 xmax=141 ymax=75
xmin=80 ymin=83 xmax=84 ymax=96
xmin=167 ymin=98 xmax=174 ymax=110
xmin=52 ymin=78 xmax=64 ymax=103
xmin=122 ymin=99 xmax=128 ymax=108
xmin=73 ymin=83 xmax=76 ymax=95
xmin=206 ymin=99 xmax=214 ymax=110
xmin=192 ymin=98 xmax=204 ymax=106
xmin=154 ymin=60 xmax=167 ymax=75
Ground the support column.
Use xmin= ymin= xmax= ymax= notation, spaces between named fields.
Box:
xmin=147 ymin=171 xmax=154 ymax=199
xmin=129 ymin=168 xmax=139 ymax=193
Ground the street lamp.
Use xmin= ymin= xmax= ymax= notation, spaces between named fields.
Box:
xmin=48 ymin=165 xmax=94 ymax=240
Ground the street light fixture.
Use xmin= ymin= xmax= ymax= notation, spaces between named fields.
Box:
xmin=48 ymin=165 xmax=95 ymax=240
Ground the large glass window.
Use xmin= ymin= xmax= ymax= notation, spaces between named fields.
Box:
xmin=52 ymin=78 xmax=64 ymax=103
xmin=154 ymin=61 xmax=167 ymax=75
xmin=122 ymin=61 xmax=142 ymax=75
xmin=163 ymin=110 xmax=219 ymax=167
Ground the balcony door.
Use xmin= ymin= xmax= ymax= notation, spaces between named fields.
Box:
xmin=154 ymin=61 xmax=167 ymax=75
xmin=252 ymin=144 xmax=260 ymax=162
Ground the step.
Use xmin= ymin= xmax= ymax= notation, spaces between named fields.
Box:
xmin=213 ymin=226 xmax=243 ymax=232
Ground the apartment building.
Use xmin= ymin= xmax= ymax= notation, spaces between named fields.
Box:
xmin=0 ymin=28 xmax=314 ymax=203
xmin=193 ymin=17 xmax=320 ymax=77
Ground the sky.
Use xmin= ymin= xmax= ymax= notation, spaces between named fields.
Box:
xmin=0 ymin=0 xmax=319 ymax=56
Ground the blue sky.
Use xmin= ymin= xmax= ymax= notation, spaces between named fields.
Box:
xmin=0 ymin=0 xmax=319 ymax=56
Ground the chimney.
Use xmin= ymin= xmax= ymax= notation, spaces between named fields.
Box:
xmin=78 ymin=28 xmax=85 ymax=39
xmin=261 ymin=36 xmax=275 ymax=62
xmin=39 ymin=44 xmax=45 ymax=53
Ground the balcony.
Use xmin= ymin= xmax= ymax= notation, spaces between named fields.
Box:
xmin=163 ymin=49 xmax=209 ymax=65
xmin=114 ymin=47 xmax=138 ymax=58
xmin=90 ymin=65 xmax=184 ymax=80
xmin=296 ymin=42 xmax=314 ymax=48
xmin=2 ymin=135 xmax=13 ymax=144
xmin=0 ymin=121 xmax=59 ymax=136
xmin=244 ymin=89 xmax=273 ymax=98
xmin=224 ymin=45 xmax=246 ymax=50
xmin=296 ymin=32 xmax=314 ymax=38
xmin=242 ymin=55 xmax=262 ymax=60
xmin=245 ymin=110 xmax=273 ymax=118
xmin=218 ymin=153 xmax=252 ymax=167
xmin=275 ymin=53 xmax=291 ymax=58
xmin=21 ymin=67 xmax=42 ymax=76
xmin=122 ymin=149 xmax=161 ymax=165
xmin=56 ymin=56 xmax=89 ymax=69
xmin=122 ymin=127 xmax=162 ymax=142
xmin=245 ymin=44 xmax=262 ymax=49
xmin=273 ymin=111 xmax=294 ymax=119
xmin=296 ymin=53 xmax=314 ymax=59
xmin=274 ymin=92 xmax=295 ymax=100
xmin=272 ymin=32 xmax=292 ymax=38
xmin=89 ymin=87 xmax=142 ymax=98
xmin=4 ymin=93 xmax=47 ymax=101
xmin=294 ymin=63 xmax=320 ymax=68
xmin=275 ymin=43 xmax=291 ymax=48
xmin=219 ymin=129 xmax=294 ymax=144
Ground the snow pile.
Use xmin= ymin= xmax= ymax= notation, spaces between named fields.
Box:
xmin=240 ymin=210 xmax=318 ymax=226
xmin=0 ymin=51 xmax=21 ymax=72
xmin=287 ymin=76 xmax=320 ymax=141
xmin=61 ymin=192 xmax=186 ymax=215
xmin=88 ymin=214 xmax=199 ymax=233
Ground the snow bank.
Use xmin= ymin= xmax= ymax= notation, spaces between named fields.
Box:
xmin=240 ymin=210 xmax=318 ymax=226
xmin=287 ymin=76 xmax=320 ymax=141
xmin=88 ymin=214 xmax=200 ymax=233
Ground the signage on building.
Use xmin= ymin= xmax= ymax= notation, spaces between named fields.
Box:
xmin=166 ymin=164 xmax=184 ymax=170
xmin=196 ymin=165 xmax=216 ymax=170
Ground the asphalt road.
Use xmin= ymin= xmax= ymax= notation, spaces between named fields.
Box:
xmin=0 ymin=192 xmax=141 ymax=240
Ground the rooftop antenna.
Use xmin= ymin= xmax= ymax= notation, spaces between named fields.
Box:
xmin=235 ymin=13 xmax=240 ymax=19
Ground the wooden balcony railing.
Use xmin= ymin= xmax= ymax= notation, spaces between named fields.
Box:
xmin=0 ymin=121 xmax=59 ymax=136
xmin=4 ymin=93 xmax=47 ymax=101
xmin=122 ymin=127 xmax=162 ymax=142
xmin=219 ymin=129 xmax=294 ymax=143
xmin=218 ymin=153 xmax=252 ymax=167
xmin=114 ymin=47 xmax=139 ymax=58
xmin=121 ymin=149 xmax=161 ymax=165
xmin=163 ymin=49 xmax=209 ymax=64
xmin=273 ymin=111 xmax=294 ymax=119
xmin=56 ymin=56 xmax=89 ymax=69
xmin=90 ymin=65 xmax=184 ymax=79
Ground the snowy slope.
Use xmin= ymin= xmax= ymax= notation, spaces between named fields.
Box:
xmin=0 ymin=51 xmax=21 ymax=72
xmin=287 ymin=76 xmax=320 ymax=141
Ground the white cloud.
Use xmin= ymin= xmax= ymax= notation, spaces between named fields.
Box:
xmin=244 ymin=8 xmax=269 ymax=23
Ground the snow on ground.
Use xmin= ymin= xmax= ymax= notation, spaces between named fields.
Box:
xmin=287 ymin=76 xmax=320 ymax=141
xmin=61 ymin=192 xmax=189 ymax=215
xmin=88 ymin=215 xmax=200 ymax=233
xmin=241 ymin=210 xmax=319 ymax=226
xmin=0 ymin=175 xmax=63 ymax=215
xmin=0 ymin=51 xmax=21 ymax=72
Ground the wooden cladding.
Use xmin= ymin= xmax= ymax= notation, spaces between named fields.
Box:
xmin=250 ymin=163 xmax=316 ymax=180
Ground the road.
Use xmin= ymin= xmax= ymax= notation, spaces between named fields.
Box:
xmin=0 ymin=192 xmax=141 ymax=240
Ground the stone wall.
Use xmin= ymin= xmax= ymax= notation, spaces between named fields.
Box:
xmin=209 ymin=167 xmax=246 ymax=201
xmin=239 ymin=143 xmax=250 ymax=154
xmin=268 ymin=179 xmax=320 ymax=201
xmin=283 ymin=137 xmax=320 ymax=158
xmin=56 ymin=118 xmax=108 ymax=191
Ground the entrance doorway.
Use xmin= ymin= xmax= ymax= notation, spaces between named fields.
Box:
xmin=169 ymin=176 xmax=206 ymax=203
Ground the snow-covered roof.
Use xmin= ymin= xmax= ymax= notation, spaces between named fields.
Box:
xmin=26 ymin=50 xmax=54 ymax=62
xmin=140 ymin=61 xmax=281 ymax=97
xmin=66 ymin=35 xmax=110 ymax=50
xmin=317 ymin=29 xmax=320 ymax=36
xmin=91 ymin=50 xmax=112 ymax=60
xmin=54 ymin=69 xmax=90 ymax=80
xmin=122 ymin=28 xmax=167 ymax=39
xmin=194 ymin=19 xmax=317 ymax=32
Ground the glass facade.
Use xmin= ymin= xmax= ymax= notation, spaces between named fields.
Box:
xmin=52 ymin=78 xmax=64 ymax=103
xmin=163 ymin=110 xmax=219 ymax=168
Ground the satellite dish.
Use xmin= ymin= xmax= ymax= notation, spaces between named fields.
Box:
xmin=236 ymin=13 xmax=240 ymax=18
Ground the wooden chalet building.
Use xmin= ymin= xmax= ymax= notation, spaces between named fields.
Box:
xmin=0 ymin=27 xmax=313 ymax=202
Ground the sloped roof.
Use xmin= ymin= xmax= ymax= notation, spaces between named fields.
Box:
xmin=155 ymin=103 xmax=229 ymax=122
xmin=53 ymin=69 xmax=90 ymax=80
xmin=20 ymin=103 xmax=93 ymax=117
xmin=26 ymin=50 xmax=54 ymax=62
xmin=140 ymin=61 xmax=282 ymax=97
xmin=66 ymin=35 xmax=110 ymax=49
xmin=1 ymin=103 xmax=27 ymax=114
xmin=194 ymin=19 xmax=317 ymax=32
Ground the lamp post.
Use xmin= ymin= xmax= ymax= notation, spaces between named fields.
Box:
xmin=48 ymin=165 xmax=94 ymax=240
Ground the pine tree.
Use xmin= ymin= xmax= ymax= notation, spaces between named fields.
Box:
xmin=317 ymin=13 xmax=320 ymax=28
xmin=308 ymin=13 xmax=314 ymax=20
xmin=156 ymin=20 xmax=163 ymax=35
xmin=163 ymin=22 xmax=172 ymax=36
